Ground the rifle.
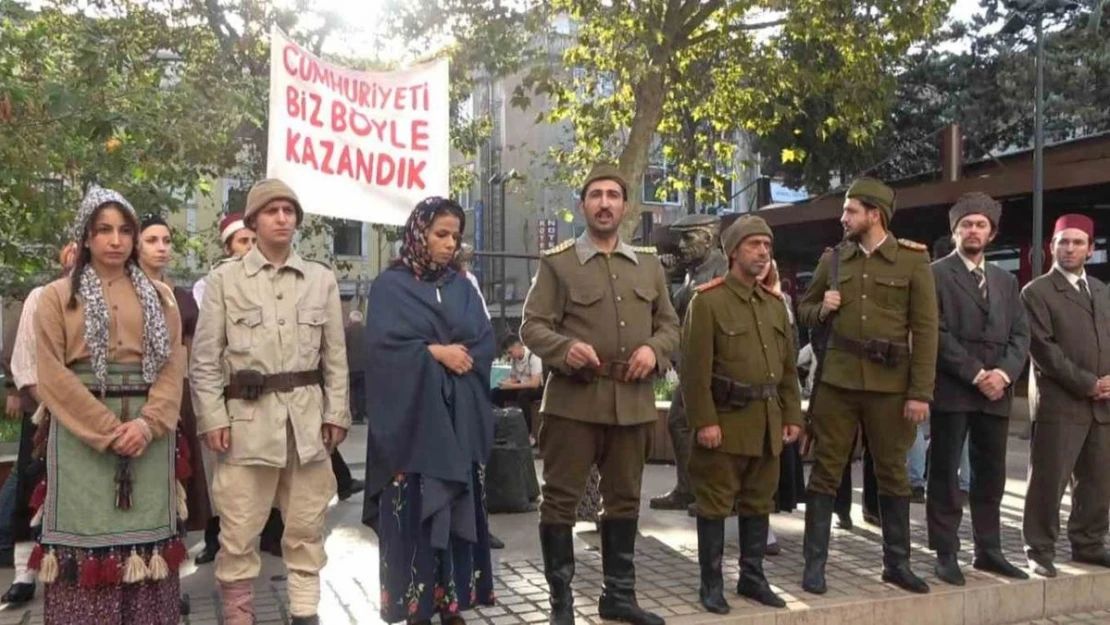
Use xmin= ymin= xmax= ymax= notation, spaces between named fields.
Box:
xmin=801 ymin=244 xmax=842 ymax=457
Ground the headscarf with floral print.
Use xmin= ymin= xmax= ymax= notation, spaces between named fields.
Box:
xmin=398 ymin=196 xmax=466 ymax=282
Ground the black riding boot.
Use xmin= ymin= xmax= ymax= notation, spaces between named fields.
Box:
xmin=598 ymin=518 xmax=664 ymax=625
xmin=879 ymin=495 xmax=930 ymax=594
xmin=802 ymin=492 xmax=834 ymax=594
xmin=736 ymin=516 xmax=786 ymax=608
xmin=540 ymin=523 xmax=576 ymax=625
xmin=695 ymin=516 xmax=729 ymax=614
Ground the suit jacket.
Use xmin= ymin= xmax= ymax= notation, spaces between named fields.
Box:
xmin=1021 ymin=269 xmax=1110 ymax=425
xmin=930 ymin=253 xmax=1030 ymax=417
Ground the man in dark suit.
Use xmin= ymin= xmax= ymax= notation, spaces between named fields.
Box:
xmin=1022 ymin=214 xmax=1110 ymax=577
xmin=926 ymin=193 xmax=1030 ymax=585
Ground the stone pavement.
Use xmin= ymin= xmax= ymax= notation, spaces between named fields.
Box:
xmin=1 ymin=424 xmax=1109 ymax=624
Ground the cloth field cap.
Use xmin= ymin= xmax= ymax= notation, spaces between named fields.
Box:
xmin=580 ymin=164 xmax=628 ymax=201
xmin=846 ymin=177 xmax=896 ymax=224
xmin=948 ymin=192 xmax=1001 ymax=232
xmin=671 ymin=213 xmax=720 ymax=232
xmin=1053 ymin=213 xmax=1095 ymax=242
xmin=220 ymin=212 xmax=247 ymax=244
xmin=722 ymin=215 xmax=773 ymax=256
xmin=244 ymin=179 xmax=303 ymax=225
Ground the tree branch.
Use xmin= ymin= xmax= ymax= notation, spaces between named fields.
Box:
xmin=685 ymin=18 xmax=787 ymax=49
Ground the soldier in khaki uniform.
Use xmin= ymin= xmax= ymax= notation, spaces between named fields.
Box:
xmin=522 ymin=164 xmax=680 ymax=625
xmin=797 ymin=178 xmax=938 ymax=596
xmin=682 ymin=216 xmax=803 ymax=614
xmin=191 ymin=179 xmax=350 ymax=625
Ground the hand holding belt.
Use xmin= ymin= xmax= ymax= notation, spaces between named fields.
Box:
xmin=562 ymin=361 xmax=652 ymax=384
xmin=830 ymin=332 xmax=909 ymax=368
xmin=225 ymin=369 xmax=324 ymax=401
xmin=710 ymin=374 xmax=778 ymax=410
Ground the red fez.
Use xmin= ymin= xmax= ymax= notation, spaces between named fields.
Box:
xmin=219 ymin=212 xmax=247 ymax=244
xmin=1053 ymin=214 xmax=1094 ymax=242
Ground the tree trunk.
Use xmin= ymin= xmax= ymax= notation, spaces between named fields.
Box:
xmin=618 ymin=69 xmax=667 ymax=239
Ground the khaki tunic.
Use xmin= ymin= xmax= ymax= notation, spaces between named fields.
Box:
xmin=520 ymin=235 xmax=681 ymax=425
xmin=35 ymin=276 xmax=185 ymax=451
xmin=797 ymin=236 xmax=938 ymax=401
xmin=190 ymin=246 xmax=350 ymax=468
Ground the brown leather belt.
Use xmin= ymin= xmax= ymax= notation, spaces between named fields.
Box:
xmin=558 ymin=361 xmax=653 ymax=384
xmin=82 ymin=383 xmax=152 ymax=398
xmin=710 ymin=375 xmax=778 ymax=409
xmin=225 ymin=369 xmax=323 ymax=400
xmin=831 ymin=333 xmax=909 ymax=368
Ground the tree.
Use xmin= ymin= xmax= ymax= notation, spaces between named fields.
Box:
xmin=760 ymin=0 xmax=1110 ymax=191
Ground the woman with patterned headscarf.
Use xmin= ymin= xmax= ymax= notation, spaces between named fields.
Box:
xmin=29 ymin=186 xmax=187 ymax=624
xmin=363 ymin=197 xmax=497 ymax=625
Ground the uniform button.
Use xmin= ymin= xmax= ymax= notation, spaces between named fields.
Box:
xmin=770 ymin=373 xmax=776 ymax=378
xmin=763 ymin=344 xmax=768 ymax=349
xmin=117 ymin=340 xmax=123 ymax=346
xmin=862 ymin=295 xmax=867 ymax=300
xmin=862 ymin=315 xmax=868 ymax=321
xmin=611 ymin=274 xmax=617 ymax=280
xmin=619 ymin=321 xmax=626 ymax=327
xmin=620 ymin=347 xmax=627 ymax=353
xmin=279 ymin=319 xmax=286 ymax=326
xmin=616 ymin=296 xmax=623 ymax=302
xmin=277 ymin=293 xmax=284 ymax=300
xmin=112 ymin=305 xmax=118 ymax=311
xmin=863 ymin=273 xmax=869 ymax=279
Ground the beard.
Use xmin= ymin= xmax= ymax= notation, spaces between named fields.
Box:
xmin=843 ymin=222 xmax=866 ymax=242
xmin=959 ymin=239 xmax=984 ymax=255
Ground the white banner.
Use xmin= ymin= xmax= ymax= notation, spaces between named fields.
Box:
xmin=267 ymin=27 xmax=449 ymax=226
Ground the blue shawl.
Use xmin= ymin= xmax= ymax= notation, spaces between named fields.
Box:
xmin=361 ymin=265 xmax=495 ymax=549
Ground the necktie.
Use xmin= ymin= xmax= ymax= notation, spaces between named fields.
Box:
xmin=972 ymin=267 xmax=987 ymax=300
xmin=1078 ymin=278 xmax=1092 ymax=301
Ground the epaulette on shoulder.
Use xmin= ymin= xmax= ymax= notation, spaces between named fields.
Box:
xmin=631 ymin=245 xmax=657 ymax=255
xmin=898 ymin=238 xmax=927 ymax=252
xmin=211 ymin=256 xmax=241 ymax=271
xmin=543 ymin=239 xmax=576 ymax=257
xmin=695 ymin=276 xmax=726 ymax=293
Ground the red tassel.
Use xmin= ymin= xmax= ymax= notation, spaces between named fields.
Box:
xmin=79 ymin=555 xmax=101 ymax=588
xmin=175 ymin=431 xmax=193 ymax=481
xmin=27 ymin=544 xmax=43 ymax=571
xmin=164 ymin=539 xmax=187 ymax=572
xmin=30 ymin=480 xmax=46 ymax=511
xmin=99 ymin=552 xmax=122 ymax=586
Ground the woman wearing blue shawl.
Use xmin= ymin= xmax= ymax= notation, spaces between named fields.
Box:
xmin=363 ymin=197 xmax=497 ymax=625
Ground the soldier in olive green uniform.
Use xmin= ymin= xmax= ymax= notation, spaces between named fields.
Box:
xmin=682 ymin=216 xmax=803 ymax=614
xmin=797 ymin=178 xmax=938 ymax=596
xmin=521 ymin=164 xmax=680 ymax=625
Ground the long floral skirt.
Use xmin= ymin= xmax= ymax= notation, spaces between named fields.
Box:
xmin=378 ymin=465 xmax=495 ymax=623
xmin=44 ymin=576 xmax=180 ymax=625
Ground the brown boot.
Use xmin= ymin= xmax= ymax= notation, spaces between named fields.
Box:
xmin=220 ymin=580 xmax=255 ymax=625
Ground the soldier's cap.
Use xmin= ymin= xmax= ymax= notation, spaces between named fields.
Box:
xmin=722 ymin=215 xmax=773 ymax=255
xmin=580 ymin=164 xmax=628 ymax=201
xmin=245 ymin=178 xmax=303 ymax=226
xmin=949 ymin=192 xmax=1001 ymax=232
xmin=846 ymin=177 xmax=896 ymax=223
xmin=670 ymin=213 xmax=720 ymax=231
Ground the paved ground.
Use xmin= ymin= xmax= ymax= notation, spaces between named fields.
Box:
xmin=0 ymin=418 xmax=1108 ymax=624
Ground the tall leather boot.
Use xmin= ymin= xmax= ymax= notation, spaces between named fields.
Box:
xmin=802 ymin=492 xmax=834 ymax=594
xmin=540 ymin=523 xmax=576 ymax=625
xmin=736 ymin=516 xmax=786 ymax=608
xmin=598 ymin=518 xmax=664 ymax=625
xmin=695 ymin=516 xmax=729 ymax=614
xmin=879 ymin=495 xmax=930 ymax=594
xmin=219 ymin=580 xmax=255 ymax=625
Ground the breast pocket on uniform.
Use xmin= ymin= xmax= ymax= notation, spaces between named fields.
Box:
xmin=874 ymin=276 xmax=909 ymax=310
xmin=569 ymin=288 xmax=604 ymax=310
xmin=227 ymin=307 xmax=262 ymax=353
xmin=298 ymin=307 xmax=327 ymax=353
xmin=714 ymin=318 xmax=750 ymax=362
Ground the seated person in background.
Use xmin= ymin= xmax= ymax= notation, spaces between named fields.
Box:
xmin=491 ymin=334 xmax=543 ymax=445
